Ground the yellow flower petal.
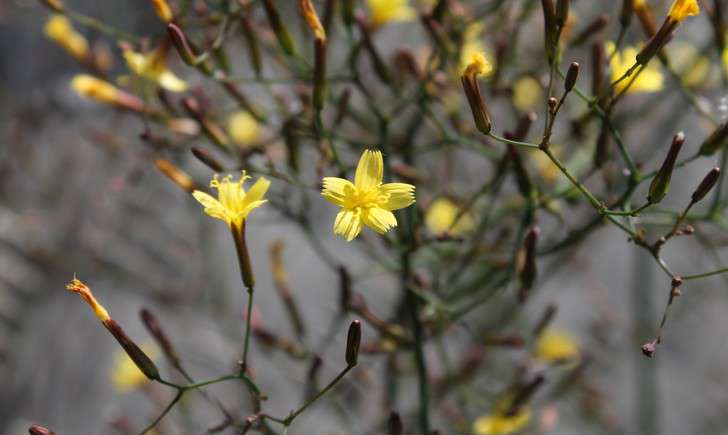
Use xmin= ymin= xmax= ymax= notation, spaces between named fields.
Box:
xmin=535 ymin=329 xmax=579 ymax=363
xmin=322 ymin=177 xmax=356 ymax=206
xmin=158 ymin=70 xmax=188 ymax=92
xmin=194 ymin=173 xmax=269 ymax=227
xmin=242 ymin=176 xmax=271 ymax=207
xmin=334 ymin=209 xmax=363 ymax=241
xmin=228 ymin=111 xmax=261 ymax=145
xmin=668 ymin=0 xmax=699 ymax=22
xmin=354 ymin=149 xmax=384 ymax=192
xmin=44 ymin=15 xmax=89 ymax=60
xmin=606 ymin=41 xmax=664 ymax=94
xmin=367 ymin=0 xmax=415 ymax=28
xmin=192 ymin=190 xmax=230 ymax=224
xmin=362 ymin=207 xmax=397 ymax=233
xmin=512 ymin=76 xmax=543 ymax=112
xmin=425 ymin=198 xmax=475 ymax=235
xmin=380 ymin=182 xmax=416 ymax=210
xmin=473 ymin=408 xmax=531 ymax=435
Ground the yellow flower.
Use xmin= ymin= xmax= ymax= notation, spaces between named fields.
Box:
xmin=462 ymin=52 xmax=493 ymax=77
xmin=425 ymin=198 xmax=475 ymax=235
xmin=667 ymin=0 xmax=699 ymax=22
xmin=322 ymin=150 xmax=416 ymax=241
xmin=44 ymin=15 xmax=89 ymax=61
xmin=111 ymin=343 xmax=158 ymax=392
xmin=535 ymin=329 xmax=579 ymax=363
xmin=606 ymin=41 xmax=664 ymax=93
xmin=671 ymin=42 xmax=710 ymax=88
xmin=192 ymin=172 xmax=270 ymax=228
xmin=459 ymin=23 xmax=494 ymax=76
xmin=511 ymin=76 xmax=543 ymax=112
xmin=71 ymin=74 xmax=120 ymax=104
xmin=123 ymin=48 xmax=188 ymax=93
xmin=367 ymin=0 xmax=416 ymax=29
xmin=151 ymin=0 xmax=174 ymax=23
xmin=228 ymin=111 xmax=262 ymax=145
xmin=473 ymin=407 xmax=531 ymax=435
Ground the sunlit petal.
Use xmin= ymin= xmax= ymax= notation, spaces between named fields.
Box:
xmin=380 ymin=182 xmax=416 ymax=210
xmin=362 ymin=207 xmax=397 ymax=234
xmin=322 ymin=177 xmax=355 ymax=206
xmin=354 ymin=149 xmax=383 ymax=191
xmin=334 ymin=209 xmax=363 ymax=241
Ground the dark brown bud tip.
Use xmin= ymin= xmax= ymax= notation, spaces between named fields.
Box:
xmin=641 ymin=341 xmax=656 ymax=358
xmin=565 ymin=62 xmax=579 ymax=92
xmin=388 ymin=411 xmax=403 ymax=435
xmin=29 ymin=425 xmax=54 ymax=435
xmin=345 ymin=319 xmax=362 ymax=366
xmin=691 ymin=167 xmax=721 ymax=204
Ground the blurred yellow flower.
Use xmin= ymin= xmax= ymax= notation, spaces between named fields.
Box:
xmin=322 ymin=150 xmax=416 ymax=241
xmin=425 ymin=198 xmax=475 ymax=235
xmin=473 ymin=407 xmax=531 ymax=435
xmin=531 ymin=145 xmax=560 ymax=183
xmin=151 ymin=0 xmax=174 ymax=23
xmin=606 ymin=41 xmax=664 ymax=93
xmin=228 ymin=111 xmax=262 ymax=145
xmin=367 ymin=0 xmax=416 ymax=29
xmin=670 ymin=42 xmax=710 ymax=88
xmin=192 ymin=172 xmax=270 ymax=228
xmin=44 ymin=15 xmax=89 ymax=61
xmin=462 ymin=52 xmax=493 ymax=77
xmin=71 ymin=74 xmax=120 ymax=105
xmin=535 ymin=329 xmax=579 ymax=363
xmin=667 ymin=0 xmax=699 ymax=22
xmin=124 ymin=48 xmax=188 ymax=93
xmin=459 ymin=23 xmax=494 ymax=76
xmin=512 ymin=77 xmax=542 ymax=112
xmin=111 ymin=343 xmax=158 ymax=392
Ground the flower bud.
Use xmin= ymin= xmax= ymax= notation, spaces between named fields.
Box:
xmin=44 ymin=15 xmax=90 ymax=62
xmin=699 ymin=122 xmax=728 ymax=156
xmin=691 ymin=167 xmax=721 ymax=204
xmin=152 ymin=0 xmax=174 ymax=23
xmin=29 ymin=425 xmax=54 ymax=435
xmin=556 ymin=0 xmax=569 ymax=27
xmin=104 ymin=318 xmax=161 ymax=381
xmin=517 ymin=227 xmax=540 ymax=301
xmin=648 ymin=132 xmax=684 ymax=204
xmin=620 ymin=0 xmax=634 ymax=28
xmin=191 ymin=146 xmax=224 ymax=172
xmin=461 ymin=53 xmax=493 ymax=135
xmin=167 ymin=23 xmax=196 ymax=65
xmin=345 ymin=319 xmax=362 ymax=366
xmin=299 ymin=0 xmax=326 ymax=40
xmin=541 ymin=0 xmax=558 ymax=62
xmin=38 ymin=0 xmax=64 ymax=12
xmin=140 ymin=308 xmax=180 ymax=365
xmin=388 ymin=412 xmax=403 ymax=435
xmin=154 ymin=158 xmax=196 ymax=193
xmin=262 ymin=0 xmax=297 ymax=55
xmin=66 ymin=277 xmax=110 ymax=322
xmin=339 ymin=265 xmax=352 ymax=311
xmin=564 ymin=62 xmax=579 ymax=92
xmin=313 ymin=37 xmax=328 ymax=111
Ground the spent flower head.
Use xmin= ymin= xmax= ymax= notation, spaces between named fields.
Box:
xmin=322 ymin=149 xmax=415 ymax=241
xmin=192 ymin=172 xmax=270 ymax=228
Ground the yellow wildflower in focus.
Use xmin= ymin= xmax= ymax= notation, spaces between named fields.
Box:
xmin=228 ymin=111 xmax=262 ymax=145
xmin=606 ymin=41 xmax=664 ymax=93
xmin=535 ymin=329 xmax=579 ymax=363
xmin=111 ymin=343 xmax=158 ymax=392
xmin=511 ymin=76 xmax=542 ymax=112
xmin=71 ymin=74 xmax=120 ymax=105
xmin=667 ymin=0 xmax=699 ymax=22
xmin=151 ymin=0 xmax=174 ymax=23
xmin=367 ymin=0 xmax=416 ymax=29
xmin=473 ymin=407 xmax=531 ymax=435
xmin=44 ymin=15 xmax=89 ymax=61
xmin=124 ymin=48 xmax=188 ymax=93
xmin=425 ymin=198 xmax=475 ymax=235
xmin=193 ymin=173 xmax=270 ymax=228
xmin=322 ymin=150 xmax=416 ymax=241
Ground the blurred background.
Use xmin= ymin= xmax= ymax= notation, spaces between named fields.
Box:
xmin=3 ymin=1 xmax=728 ymax=434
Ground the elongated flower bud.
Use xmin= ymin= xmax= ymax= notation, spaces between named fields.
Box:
xmin=191 ymin=146 xmax=224 ymax=172
xmin=461 ymin=53 xmax=493 ymax=135
xmin=39 ymin=0 xmax=64 ymax=12
xmin=313 ymin=37 xmax=327 ymax=111
xmin=518 ymin=227 xmax=540 ymax=301
xmin=388 ymin=412 xmax=403 ymax=435
xmin=556 ymin=0 xmax=569 ymax=27
xmin=152 ymin=0 xmax=174 ymax=23
xmin=44 ymin=15 xmax=89 ymax=62
xmin=140 ymin=308 xmax=180 ymax=365
xmin=66 ymin=278 xmax=160 ymax=381
xmin=29 ymin=425 xmax=54 ymax=435
xmin=155 ymin=158 xmax=196 ymax=193
xmin=262 ymin=0 xmax=297 ymax=55
xmin=167 ymin=23 xmax=196 ymax=65
xmin=299 ymin=0 xmax=326 ymax=40
xmin=620 ymin=0 xmax=634 ymax=28
xmin=182 ymin=97 xmax=230 ymax=148
xmin=346 ymin=319 xmax=362 ymax=366
xmin=691 ymin=167 xmax=721 ymax=204
xmin=648 ymin=132 xmax=684 ymax=204
xmin=699 ymin=122 xmax=728 ymax=155
xmin=564 ymin=62 xmax=579 ymax=92
xmin=542 ymin=0 xmax=558 ymax=62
